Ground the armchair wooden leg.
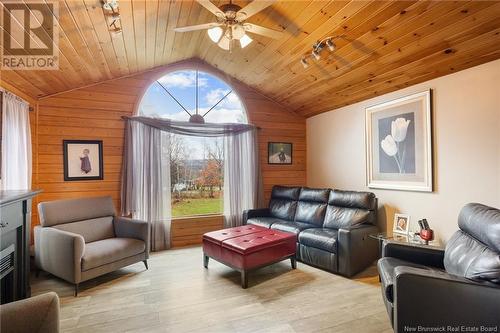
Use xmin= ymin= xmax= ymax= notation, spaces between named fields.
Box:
xmin=143 ymin=260 xmax=148 ymax=270
xmin=74 ymin=284 xmax=79 ymax=297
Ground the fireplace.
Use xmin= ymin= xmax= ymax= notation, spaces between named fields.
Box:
xmin=0 ymin=244 xmax=15 ymax=304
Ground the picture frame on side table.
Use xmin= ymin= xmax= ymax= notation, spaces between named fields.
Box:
xmin=393 ymin=213 xmax=410 ymax=235
xmin=365 ymin=90 xmax=433 ymax=192
xmin=63 ymin=140 xmax=104 ymax=181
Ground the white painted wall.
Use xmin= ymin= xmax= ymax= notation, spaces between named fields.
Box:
xmin=307 ymin=59 xmax=500 ymax=243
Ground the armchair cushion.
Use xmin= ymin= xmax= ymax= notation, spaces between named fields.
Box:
xmin=298 ymin=228 xmax=338 ymax=253
xmin=378 ymin=257 xmax=438 ymax=303
xmin=82 ymin=238 xmax=145 ymax=271
xmin=270 ymin=221 xmax=316 ymax=235
xmin=53 ymin=216 xmax=115 ymax=243
xmin=38 ymin=196 xmax=115 ymax=227
xmin=246 ymin=217 xmax=287 ymax=229
xmin=444 ymin=230 xmax=500 ymax=284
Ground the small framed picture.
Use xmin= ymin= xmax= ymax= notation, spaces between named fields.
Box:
xmin=268 ymin=142 xmax=292 ymax=165
xmin=63 ymin=140 xmax=104 ymax=181
xmin=393 ymin=213 xmax=410 ymax=235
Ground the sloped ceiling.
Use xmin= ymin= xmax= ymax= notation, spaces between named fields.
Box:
xmin=1 ymin=0 xmax=499 ymax=117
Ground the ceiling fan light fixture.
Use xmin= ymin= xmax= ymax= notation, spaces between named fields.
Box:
xmin=218 ymin=35 xmax=231 ymax=50
xmin=207 ymin=26 xmax=223 ymax=43
xmin=232 ymin=24 xmax=246 ymax=39
xmin=240 ymin=34 xmax=253 ymax=48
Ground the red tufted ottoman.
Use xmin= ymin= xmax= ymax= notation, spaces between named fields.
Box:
xmin=203 ymin=225 xmax=296 ymax=288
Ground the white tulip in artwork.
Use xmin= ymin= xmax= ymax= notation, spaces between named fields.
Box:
xmin=381 ymin=135 xmax=398 ymax=157
xmin=391 ymin=117 xmax=411 ymax=142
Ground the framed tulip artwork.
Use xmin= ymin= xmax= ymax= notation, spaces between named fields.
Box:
xmin=365 ymin=90 xmax=433 ymax=192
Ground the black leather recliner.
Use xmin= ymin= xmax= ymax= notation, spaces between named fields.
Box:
xmin=378 ymin=203 xmax=500 ymax=332
xmin=243 ymin=185 xmax=379 ymax=277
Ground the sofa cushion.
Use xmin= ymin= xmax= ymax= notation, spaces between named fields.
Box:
xmin=53 ymin=216 xmax=115 ymax=243
xmin=298 ymin=188 xmax=330 ymax=203
xmin=444 ymin=230 xmax=500 ymax=284
xmin=271 ymin=186 xmax=301 ymax=200
xmin=269 ymin=199 xmax=297 ymax=221
xmin=246 ymin=217 xmax=288 ymax=229
xmin=328 ymin=190 xmax=376 ymax=210
xmin=458 ymin=203 xmax=500 ymax=253
xmin=271 ymin=221 xmax=316 ymax=235
xmin=295 ymin=202 xmax=327 ymax=226
xmin=82 ymin=238 xmax=146 ymax=271
xmin=377 ymin=257 xmax=435 ymax=303
xmin=298 ymin=228 xmax=338 ymax=253
xmin=323 ymin=206 xmax=370 ymax=230
xmin=38 ymin=196 xmax=115 ymax=227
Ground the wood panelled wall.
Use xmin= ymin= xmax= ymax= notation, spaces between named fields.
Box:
xmin=32 ymin=59 xmax=306 ymax=247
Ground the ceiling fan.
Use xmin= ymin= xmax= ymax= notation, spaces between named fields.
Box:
xmin=174 ymin=0 xmax=284 ymax=51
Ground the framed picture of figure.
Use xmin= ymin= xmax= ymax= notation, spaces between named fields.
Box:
xmin=365 ymin=90 xmax=433 ymax=192
xmin=63 ymin=140 xmax=104 ymax=181
xmin=393 ymin=213 xmax=410 ymax=235
xmin=268 ymin=142 xmax=292 ymax=165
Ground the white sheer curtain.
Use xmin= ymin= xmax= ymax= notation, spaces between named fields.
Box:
xmin=223 ymin=129 xmax=263 ymax=227
xmin=1 ymin=92 xmax=32 ymax=190
xmin=123 ymin=121 xmax=171 ymax=251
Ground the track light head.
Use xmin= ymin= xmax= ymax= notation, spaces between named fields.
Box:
xmin=300 ymin=57 xmax=309 ymax=69
xmin=311 ymin=49 xmax=320 ymax=61
xmin=326 ymin=39 xmax=336 ymax=52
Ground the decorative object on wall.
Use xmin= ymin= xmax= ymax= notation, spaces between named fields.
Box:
xmin=393 ymin=213 xmax=410 ymax=235
xmin=174 ymin=0 xmax=283 ymax=51
xmin=365 ymin=90 xmax=433 ymax=192
xmin=268 ymin=142 xmax=292 ymax=165
xmin=63 ymin=140 xmax=103 ymax=181
xmin=300 ymin=36 xmax=342 ymax=69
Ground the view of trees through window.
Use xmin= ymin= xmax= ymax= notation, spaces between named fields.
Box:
xmin=139 ymin=70 xmax=246 ymax=217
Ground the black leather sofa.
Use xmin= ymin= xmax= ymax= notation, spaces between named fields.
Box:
xmin=378 ymin=203 xmax=500 ymax=332
xmin=243 ymin=185 xmax=379 ymax=277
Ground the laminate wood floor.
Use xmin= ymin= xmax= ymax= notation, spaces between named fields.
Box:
xmin=31 ymin=246 xmax=392 ymax=333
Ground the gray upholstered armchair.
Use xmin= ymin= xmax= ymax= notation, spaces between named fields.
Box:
xmin=35 ymin=196 xmax=150 ymax=296
xmin=0 ymin=292 xmax=60 ymax=333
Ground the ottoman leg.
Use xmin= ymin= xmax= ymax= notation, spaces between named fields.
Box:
xmin=291 ymin=256 xmax=297 ymax=269
xmin=241 ymin=270 xmax=248 ymax=289
xmin=203 ymin=254 xmax=209 ymax=268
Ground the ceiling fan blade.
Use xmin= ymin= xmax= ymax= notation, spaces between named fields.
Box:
xmin=196 ymin=0 xmax=224 ymax=16
xmin=174 ymin=22 xmax=222 ymax=33
xmin=244 ymin=23 xmax=283 ymax=40
xmin=236 ymin=0 xmax=276 ymax=20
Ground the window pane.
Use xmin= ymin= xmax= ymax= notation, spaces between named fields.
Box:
xmin=170 ymin=134 xmax=224 ymax=217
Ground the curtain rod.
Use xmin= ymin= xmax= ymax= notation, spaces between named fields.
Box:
xmin=0 ymin=87 xmax=34 ymax=111
xmin=121 ymin=116 xmax=262 ymax=130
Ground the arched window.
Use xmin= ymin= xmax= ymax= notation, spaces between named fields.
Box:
xmin=138 ymin=70 xmax=247 ymax=218
xmin=139 ymin=70 xmax=247 ymax=124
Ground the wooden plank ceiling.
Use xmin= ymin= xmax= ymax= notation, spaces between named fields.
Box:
xmin=1 ymin=0 xmax=499 ymax=117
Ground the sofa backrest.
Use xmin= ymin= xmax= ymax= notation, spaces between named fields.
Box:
xmin=323 ymin=190 xmax=377 ymax=229
xmin=269 ymin=186 xmax=301 ymax=221
xmin=294 ymin=187 xmax=329 ymax=226
xmin=38 ymin=196 xmax=116 ymax=243
xmin=444 ymin=203 xmax=500 ymax=284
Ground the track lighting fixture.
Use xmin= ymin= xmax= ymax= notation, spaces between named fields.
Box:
xmin=300 ymin=57 xmax=309 ymax=69
xmin=299 ymin=35 xmax=342 ymax=69
xmin=326 ymin=38 xmax=336 ymax=52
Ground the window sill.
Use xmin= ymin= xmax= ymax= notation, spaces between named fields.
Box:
xmin=171 ymin=214 xmax=223 ymax=222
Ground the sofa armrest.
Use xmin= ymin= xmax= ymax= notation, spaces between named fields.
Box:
xmin=394 ymin=266 xmax=500 ymax=331
xmin=337 ymin=224 xmax=379 ymax=277
xmin=34 ymin=226 xmax=84 ymax=284
xmin=382 ymin=242 xmax=445 ymax=269
xmin=114 ymin=216 xmax=150 ymax=257
xmin=242 ymin=208 xmax=270 ymax=224
xmin=0 ymin=292 xmax=60 ymax=333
